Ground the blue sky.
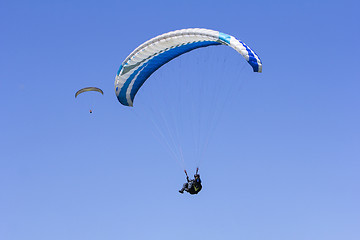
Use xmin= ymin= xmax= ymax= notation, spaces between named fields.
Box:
xmin=1 ymin=0 xmax=359 ymax=239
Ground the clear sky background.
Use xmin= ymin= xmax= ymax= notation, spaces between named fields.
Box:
xmin=1 ymin=0 xmax=359 ymax=239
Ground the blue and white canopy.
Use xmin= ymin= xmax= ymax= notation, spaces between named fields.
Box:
xmin=115 ymin=28 xmax=262 ymax=106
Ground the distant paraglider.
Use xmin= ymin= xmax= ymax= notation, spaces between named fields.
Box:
xmin=75 ymin=87 xmax=103 ymax=113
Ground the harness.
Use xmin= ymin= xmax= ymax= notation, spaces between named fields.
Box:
xmin=184 ymin=168 xmax=202 ymax=194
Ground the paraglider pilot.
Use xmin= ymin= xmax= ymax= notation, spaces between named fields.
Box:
xmin=179 ymin=169 xmax=202 ymax=194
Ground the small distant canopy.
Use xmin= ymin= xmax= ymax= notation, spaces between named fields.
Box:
xmin=75 ymin=87 xmax=104 ymax=98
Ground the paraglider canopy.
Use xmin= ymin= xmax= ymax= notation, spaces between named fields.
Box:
xmin=115 ymin=28 xmax=262 ymax=107
xmin=75 ymin=87 xmax=103 ymax=98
